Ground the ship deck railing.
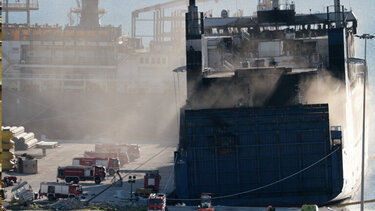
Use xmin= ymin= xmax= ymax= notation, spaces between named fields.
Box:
xmin=3 ymin=3 xmax=39 ymax=11
xmin=3 ymin=70 xmax=117 ymax=81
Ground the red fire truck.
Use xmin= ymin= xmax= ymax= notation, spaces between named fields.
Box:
xmin=198 ymin=193 xmax=214 ymax=211
xmin=72 ymin=157 xmax=120 ymax=176
xmin=95 ymin=144 xmax=140 ymax=161
xmin=57 ymin=166 xmax=106 ymax=184
xmin=84 ymin=151 xmax=129 ymax=166
xmin=144 ymin=172 xmax=161 ymax=192
xmin=120 ymin=170 xmax=161 ymax=193
xmin=148 ymin=193 xmax=167 ymax=211
xmin=39 ymin=182 xmax=82 ymax=201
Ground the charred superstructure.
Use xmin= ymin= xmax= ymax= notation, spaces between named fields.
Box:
xmin=175 ymin=0 xmax=365 ymax=206
xmin=184 ymin=0 xmax=358 ymax=109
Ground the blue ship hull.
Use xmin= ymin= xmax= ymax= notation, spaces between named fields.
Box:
xmin=174 ymin=104 xmax=344 ymax=206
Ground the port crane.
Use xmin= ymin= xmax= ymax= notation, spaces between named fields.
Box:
xmin=132 ymin=0 xmax=219 ymax=41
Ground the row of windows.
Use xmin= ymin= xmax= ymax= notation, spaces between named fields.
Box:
xmin=140 ymin=57 xmax=167 ymax=65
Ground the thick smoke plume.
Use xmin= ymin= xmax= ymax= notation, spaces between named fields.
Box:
xmin=300 ymin=69 xmax=369 ymax=151
xmin=300 ymin=71 xmax=347 ymax=126
xmin=3 ymin=82 xmax=185 ymax=144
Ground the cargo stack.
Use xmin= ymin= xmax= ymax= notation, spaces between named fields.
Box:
xmin=2 ymin=126 xmax=39 ymax=149
xmin=12 ymin=132 xmax=38 ymax=151
xmin=2 ymin=126 xmax=38 ymax=151
xmin=1 ymin=127 xmax=18 ymax=171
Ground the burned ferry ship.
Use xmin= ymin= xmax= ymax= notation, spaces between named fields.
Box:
xmin=174 ymin=0 xmax=367 ymax=206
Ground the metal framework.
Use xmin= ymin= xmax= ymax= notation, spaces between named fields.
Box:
xmin=131 ymin=0 xmax=218 ymax=41
xmin=3 ymin=0 xmax=39 ymax=24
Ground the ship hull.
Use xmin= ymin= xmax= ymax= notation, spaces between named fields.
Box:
xmin=174 ymin=104 xmax=351 ymax=206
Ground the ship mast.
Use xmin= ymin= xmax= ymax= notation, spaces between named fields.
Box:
xmin=186 ymin=0 xmax=204 ymax=100
xmin=334 ymin=0 xmax=342 ymax=28
xmin=69 ymin=0 xmax=107 ymax=28
xmin=79 ymin=0 xmax=100 ymax=28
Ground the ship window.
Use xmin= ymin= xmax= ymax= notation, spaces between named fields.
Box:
xmin=162 ymin=58 xmax=166 ymax=64
xmin=157 ymin=58 xmax=161 ymax=64
xmin=152 ymin=58 xmax=155 ymax=64
xmin=145 ymin=57 xmax=149 ymax=64
xmin=140 ymin=57 xmax=144 ymax=64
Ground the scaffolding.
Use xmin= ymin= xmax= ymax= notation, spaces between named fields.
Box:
xmin=3 ymin=0 xmax=40 ymax=24
xmin=131 ymin=0 xmax=218 ymax=42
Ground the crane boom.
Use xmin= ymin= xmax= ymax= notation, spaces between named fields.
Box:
xmin=133 ymin=0 xmax=218 ymax=15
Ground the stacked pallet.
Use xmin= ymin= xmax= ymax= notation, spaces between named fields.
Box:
xmin=36 ymin=141 xmax=58 ymax=149
xmin=3 ymin=126 xmax=25 ymax=137
xmin=12 ymin=132 xmax=38 ymax=151
xmin=2 ymin=126 xmax=38 ymax=151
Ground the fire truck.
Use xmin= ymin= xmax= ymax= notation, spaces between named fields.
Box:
xmin=84 ymin=151 xmax=129 ymax=166
xmin=148 ymin=193 xmax=167 ymax=211
xmin=120 ymin=170 xmax=161 ymax=193
xmin=144 ymin=171 xmax=161 ymax=192
xmin=57 ymin=166 xmax=106 ymax=184
xmin=198 ymin=193 xmax=214 ymax=211
xmin=72 ymin=157 xmax=120 ymax=176
xmin=95 ymin=144 xmax=140 ymax=161
xmin=39 ymin=182 xmax=82 ymax=201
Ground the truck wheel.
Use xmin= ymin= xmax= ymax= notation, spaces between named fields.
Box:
xmin=65 ymin=178 xmax=71 ymax=183
xmin=108 ymin=168 xmax=115 ymax=176
xmin=95 ymin=177 xmax=101 ymax=184
xmin=48 ymin=194 xmax=55 ymax=201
